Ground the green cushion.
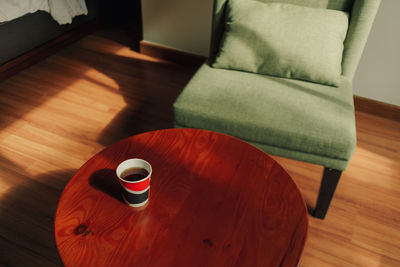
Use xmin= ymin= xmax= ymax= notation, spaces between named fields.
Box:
xmin=212 ymin=0 xmax=349 ymax=87
xmin=173 ymin=63 xmax=356 ymax=170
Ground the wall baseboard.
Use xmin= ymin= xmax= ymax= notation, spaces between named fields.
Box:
xmin=0 ymin=19 xmax=100 ymax=82
xmin=354 ymin=95 xmax=399 ymax=121
xmin=139 ymin=41 xmax=206 ymax=67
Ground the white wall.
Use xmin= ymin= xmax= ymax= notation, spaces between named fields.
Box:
xmin=142 ymin=0 xmax=399 ymax=106
xmin=141 ymin=0 xmax=214 ymax=56
xmin=353 ymin=0 xmax=400 ymax=106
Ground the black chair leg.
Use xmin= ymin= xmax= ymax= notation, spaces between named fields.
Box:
xmin=312 ymin=168 xmax=342 ymax=219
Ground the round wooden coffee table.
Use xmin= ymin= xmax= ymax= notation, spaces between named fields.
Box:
xmin=55 ymin=129 xmax=308 ymax=266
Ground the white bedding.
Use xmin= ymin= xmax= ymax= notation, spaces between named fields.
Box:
xmin=0 ymin=0 xmax=88 ymax=25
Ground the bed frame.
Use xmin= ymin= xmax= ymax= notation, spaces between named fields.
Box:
xmin=0 ymin=0 xmax=100 ymax=81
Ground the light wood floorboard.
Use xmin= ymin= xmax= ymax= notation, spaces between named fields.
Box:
xmin=0 ymin=31 xmax=399 ymax=266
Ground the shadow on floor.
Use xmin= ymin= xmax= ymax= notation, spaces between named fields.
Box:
xmin=0 ymin=157 xmax=75 ymax=266
xmin=0 ymin=28 xmax=199 ymax=265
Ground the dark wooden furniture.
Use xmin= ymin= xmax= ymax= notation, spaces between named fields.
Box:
xmin=0 ymin=0 xmax=100 ymax=82
xmin=55 ymin=128 xmax=308 ymax=266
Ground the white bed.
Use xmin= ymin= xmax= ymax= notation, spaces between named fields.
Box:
xmin=0 ymin=0 xmax=88 ymax=24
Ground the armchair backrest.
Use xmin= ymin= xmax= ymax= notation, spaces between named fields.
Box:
xmin=209 ymin=0 xmax=381 ymax=81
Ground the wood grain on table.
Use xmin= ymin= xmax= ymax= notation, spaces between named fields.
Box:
xmin=55 ymin=129 xmax=308 ymax=267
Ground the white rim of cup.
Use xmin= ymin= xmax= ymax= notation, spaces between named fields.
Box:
xmin=116 ymin=158 xmax=152 ymax=184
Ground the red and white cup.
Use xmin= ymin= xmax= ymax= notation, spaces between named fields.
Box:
xmin=116 ymin=159 xmax=152 ymax=207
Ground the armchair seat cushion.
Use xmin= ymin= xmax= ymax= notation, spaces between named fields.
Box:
xmin=173 ymin=63 xmax=356 ymax=170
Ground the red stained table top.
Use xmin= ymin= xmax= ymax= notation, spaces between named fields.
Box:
xmin=55 ymin=128 xmax=308 ymax=266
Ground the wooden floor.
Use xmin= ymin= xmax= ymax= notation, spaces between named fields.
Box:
xmin=0 ymin=31 xmax=399 ymax=266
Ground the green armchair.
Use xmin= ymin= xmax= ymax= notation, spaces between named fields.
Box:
xmin=173 ymin=0 xmax=380 ymax=219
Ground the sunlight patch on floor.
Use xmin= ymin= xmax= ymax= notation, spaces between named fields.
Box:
xmin=0 ymin=67 xmax=134 ymax=188
xmin=0 ymin=180 xmax=13 ymax=196
xmin=84 ymin=69 xmax=121 ymax=90
xmin=352 ymin=214 xmax=400 ymax=263
xmin=349 ymin=146 xmax=400 ymax=186
xmin=113 ymin=45 xmax=170 ymax=64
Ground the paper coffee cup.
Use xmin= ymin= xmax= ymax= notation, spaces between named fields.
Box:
xmin=116 ymin=159 xmax=152 ymax=207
